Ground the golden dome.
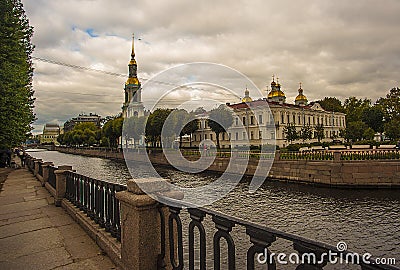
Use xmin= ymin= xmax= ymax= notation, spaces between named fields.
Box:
xmin=129 ymin=59 xmax=137 ymax=65
xmin=295 ymin=94 xmax=307 ymax=101
xmin=242 ymin=96 xmax=253 ymax=102
xmin=269 ymin=90 xmax=285 ymax=98
xmin=126 ymin=77 xmax=139 ymax=85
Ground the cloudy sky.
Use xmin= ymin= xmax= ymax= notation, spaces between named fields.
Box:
xmin=23 ymin=0 xmax=400 ymax=134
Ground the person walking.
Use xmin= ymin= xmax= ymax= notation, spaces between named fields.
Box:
xmin=19 ymin=149 xmax=26 ymax=167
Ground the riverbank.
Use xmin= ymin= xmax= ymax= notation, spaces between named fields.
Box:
xmin=54 ymin=146 xmax=400 ymax=188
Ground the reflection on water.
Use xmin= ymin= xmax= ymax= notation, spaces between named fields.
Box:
xmin=30 ymin=150 xmax=399 ymax=266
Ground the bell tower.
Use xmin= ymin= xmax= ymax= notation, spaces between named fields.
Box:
xmin=122 ymin=34 xmax=144 ymax=118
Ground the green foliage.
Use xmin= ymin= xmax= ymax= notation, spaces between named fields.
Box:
xmin=299 ymin=124 xmax=312 ymax=142
xmin=145 ymin=109 xmax=173 ymax=147
xmin=58 ymin=122 xmax=101 ymax=146
xmin=124 ymin=116 xmax=146 ymax=145
xmin=0 ymin=0 xmax=35 ymax=149
xmin=344 ymin=97 xmax=371 ymax=124
xmin=362 ymin=106 xmax=384 ymax=133
xmin=344 ymin=121 xmax=368 ymax=142
xmin=283 ymin=123 xmax=298 ymax=143
xmin=102 ymin=117 xmax=123 ymax=148
xmin=376 ymin=87 xmax=400 ymax=122
xmin=208 ymin=105 xmax=233 ymax=149
xmin=384 ymin=119 xmax=400 ymax=141
xmin=317 ymin=97 xmax=345 ymax=113
xmin=314 ymin=123 xmax=325 ymax=142
xmin=362 ymin=127 xmax=375 ymax=141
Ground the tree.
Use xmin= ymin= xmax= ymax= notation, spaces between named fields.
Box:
xmin=384 ymin=119 xmax=400 ymax=141
xmin=344 ymin=121 xmax=368 ymax=142
xmin=344 ymin=97 xmax=371 ymax=124
xmin=363 ymin=127 xmax=375 ymax=141
xmin=182 ymin=118 xmax=198 ymax=147
xmin=124 ymin=116 xmax=146 ymax=147
xmin=145 ymin=109 xmax=172 ymax=147
xmin=314 ymin=123 xmax=325 ymax=142
xmin=102 ymin=117 xmax=123 ymax=148
xmin=283 ymin=123 xmax=298 ymax=143
xmin=376 ymin=87 xmax=400 ymax=122
xmin=299 ymin=124 xmax=312 ymax=142
xmin=0 ymin=0 xmax=35 ymax=149
xmin=169 ymin=109 xmax=189 ymax=148
xmin=317 ymin=97 xmax=345 ymax=113
xmin=208 ymin=105 xmax=233 ymax=149
xmin=361 ymin=106 xmax=384 ymax=133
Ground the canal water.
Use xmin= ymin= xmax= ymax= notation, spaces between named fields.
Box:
xmin=29 ymin=150 xmax=399 ymax=269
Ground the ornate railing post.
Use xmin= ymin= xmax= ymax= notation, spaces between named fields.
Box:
xmin=41 ymin=162 xmax=54 ymax=186
xmin=54 ymin=165 xmax=73 ymax=207
xmin=115 ymin=178 xmax=169 ymax=270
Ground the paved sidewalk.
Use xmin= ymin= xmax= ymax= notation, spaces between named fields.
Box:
xmin=0 ymin=167 xmax=117 ymax=270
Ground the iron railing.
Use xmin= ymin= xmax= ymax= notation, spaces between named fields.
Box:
xmin=65 ymin=171 xmax=126 ymax=241
xmin=157 ymin=196 xmax=399 ymax=270
xmin=47 ymin=166 xmax=57 ymax=189
xmin=280 ymin=151 xmax=334 ymax=160
xmin=340 ymin=150 xmax=400 ymax=160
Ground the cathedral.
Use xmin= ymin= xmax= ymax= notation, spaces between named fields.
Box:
xmin=192 ymin=77 xmax=346 ymax=148
xmin=121 ymin=37 xmax=346 ymax=148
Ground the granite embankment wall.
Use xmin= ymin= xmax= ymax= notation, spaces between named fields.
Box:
xmin=55 ymin=147 xmax=400 ymax=188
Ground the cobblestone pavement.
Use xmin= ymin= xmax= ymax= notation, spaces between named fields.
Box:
xmin=0 ymin=166 xmax=117 ymax=270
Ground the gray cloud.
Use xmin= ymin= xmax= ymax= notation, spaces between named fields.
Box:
xmin=22 ymin=0 xmax=400 ymax=133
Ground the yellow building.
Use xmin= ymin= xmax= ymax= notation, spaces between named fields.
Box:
xmin=40 ymin=123 xmax=60 ymax=145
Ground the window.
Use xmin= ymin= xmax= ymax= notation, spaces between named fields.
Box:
xmin=281 ymin=113 xmax=284 ymax=124
xmin=259 ymin=115 xmax=263 ymax=124
xmin=194 ymin=135 xmax=196 ymax=141
xmin=210 ymin=134 xmax=213 ymax=140
xmin=243 ymin=116 xmax=246 ymax=125
xmin=199 ymin=135 xmax=202 ymax=141
xmin=308 ymin=116 xmax=311 ymax=124
xmin=243 ymin=132 xmax=246 ymax=140
xmin=298 ymin=115 xmax=301 ymax=124
xmin=271 ymin=132 xmax=275 ymax=139
xmin=250 ymin=131 xmax=254 ymax=140
xmin=250 ymin=116 xmax=254 ymax=125
xmin=229 ymin=133 xmax=231 ymax=139
xmin=259 ymin=131 xmax=262 ymax=139
xmin=287 ymin=115 xmax=290 ymax=124
xmin=205 ymin=134 xmax=207 ymax=140
xmin=222 ymin=133 xmax=225 ymax=140
xmin=235 ymin=132 xmax=239 ymax=140
xmin=235 ymin=118 xmax=238 ymax=126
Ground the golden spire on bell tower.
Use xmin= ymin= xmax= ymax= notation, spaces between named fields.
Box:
xmin=129 ymin=33 xmax=137 ymax=65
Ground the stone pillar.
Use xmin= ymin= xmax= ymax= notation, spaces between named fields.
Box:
xmin=115 ymin=178 xmax=173 ymax=270
xmin=34 ymin=159 xmax=42 ymax=177
xmin=333 ymin=151 xmax=341 ymax=162
xmin=54 ymin=165 xmax=73 ymax=207
xmin=274 ymin=151 xmax=280 ymax=161
xmin=41 ymin=162 xmax=54 ymax=186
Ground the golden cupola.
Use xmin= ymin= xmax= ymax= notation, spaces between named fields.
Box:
xmin=295 ymin=82 xmax=308 ymax=106
xmin=267 ymin=75 xmax=286 ymax=103
xmin=242 ymin=87 xmax=253 ymax=103
xmin=126 ymin=33 xmax=140 ymax=85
